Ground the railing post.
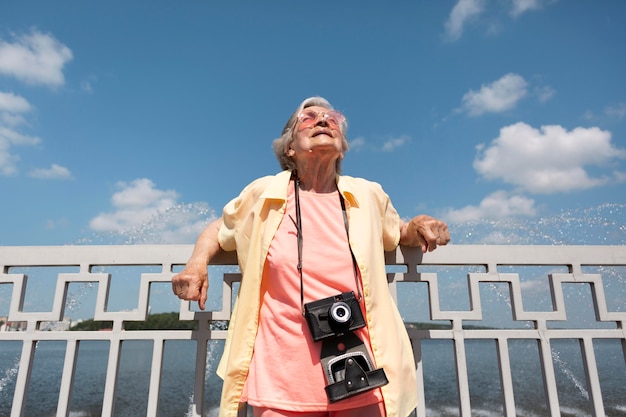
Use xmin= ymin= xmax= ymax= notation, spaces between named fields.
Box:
xmin=537 ymin=325 xmax=561 ymax=416
xmin=452 ymin=321 xmax=472 ymax=417
xmin=10 ymin=339 xmax=36 ymax=417
xmin=496 ymin=337 xmax=517 ymax=417
xmin=190 ymin=325 xmax=210 ymax=417
xmin=56 ymin=339 xmax=79 ymax=417
xmin=146 ymin=338 xmax=165 ymax=417
xmin=101 ymin=335 xmax=122 ymax=417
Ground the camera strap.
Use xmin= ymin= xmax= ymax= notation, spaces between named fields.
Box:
xmin=290 ymin=171 xmax=363 ymax=316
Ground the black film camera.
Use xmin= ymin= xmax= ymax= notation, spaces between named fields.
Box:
xmin=304 ymin=291 xmax=365 ymax=341
xmin=304 ymin=291 xmax=388 ymax=402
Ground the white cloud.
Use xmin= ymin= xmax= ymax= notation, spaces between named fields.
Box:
xmin=534 ymin=85 xmax=555 ymax=103
xmin=0 ymin=126 xmax=41 ymax=175
xmin=474 ymin=122 xmax=626 ymax=193
xmin=0 ymin=29 xmax=73 ymax=87
xmin=581 ymin=103 xmax=626 ymax=122
xmin=0 ymin=140 xmax=19 ymax=175
xmin=614 ymin=170 xmax=626 ymax=184
xmin=461 ymin=73 xmax=528 ymax=116
xmin=582 ymin=110 xmax=595 ymax=121
xmin=510 ymin=0 xmax=542 ymax=17
xmin=112 ymin=178 xmax=178 ymax=209
xmin=80 ymin=75 xmax=97 ymax=94
xmin=605 ymin=102 xmax=626 ymax=119
xmin=89 ymin=178 xmax=215 ymax=244
xmin=0 ymin=125 xmax=41 ymax=146
xmin=90 ymin=178 xmax=179 ymax=233
xmin=80 ymin=80 xmax=93 ymax=94
xmin=0 ymin=91 xmax=32 ymax=113
xmin=0 ymin=92 xmax=46 ymax=176
xmin=29 ymin=163 xmax=72 ymax=180
xmin=349 ymin=136 xmax=366 ymax=151
xmin=0 ymin=112 xmax=27 ymax=127
xmin=348 ymin=135 xmax=410 ymax=152
xmin=0 ymin=91 xmax=35 ymax=175
xmin=445 ymin=0 xmax=485 ymax=41
xmin=45 ymin=217 xmax=70 ymax=230
xmin=381 ymin=135 xmax=410 ymax=152
xmin=442 ymin=190 xmax=537 ymax=223
xmin=0 ymin=29 xmax=74 ymax=176
xmin=445 ymin=0 xmax=549 ymax=40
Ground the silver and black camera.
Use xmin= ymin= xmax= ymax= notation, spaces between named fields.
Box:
xmin=304 ymin=291 xmax=365 ymax=341
xmin=304 ymin=291 xmax=388 ymax=403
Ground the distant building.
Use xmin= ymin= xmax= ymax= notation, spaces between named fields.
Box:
xmin=0 ymin=318 xmax=74 ymax=331
xmin=40 ymin=318 xmax=72 ymax=331
xmin=0 ymin=318 xmax=28 ymax=331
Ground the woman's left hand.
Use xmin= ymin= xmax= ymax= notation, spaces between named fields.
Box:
xmin=400 ymin=215 xmax=450 ymax=252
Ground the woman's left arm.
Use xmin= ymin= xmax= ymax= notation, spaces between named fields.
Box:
xmin=399 ymin=215 xmax=450 ymax=252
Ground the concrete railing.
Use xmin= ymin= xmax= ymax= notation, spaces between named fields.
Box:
xmin=1 ymin=245 xmax=625 ymax=417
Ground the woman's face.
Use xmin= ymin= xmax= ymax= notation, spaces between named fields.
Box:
xmin=288 ymin=106 xmax=345 ymax=166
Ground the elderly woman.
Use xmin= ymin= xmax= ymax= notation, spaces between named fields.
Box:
xmin=172 ymin=97 xmax=450 ymax=417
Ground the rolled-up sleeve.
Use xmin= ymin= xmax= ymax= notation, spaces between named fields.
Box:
xmin=217 ymin=176 xmax=275 ymax=253
xmin=382 ymin=195 xmax=401 ymax=252
xmin=218 ymin=196 xmax=241 ymax=252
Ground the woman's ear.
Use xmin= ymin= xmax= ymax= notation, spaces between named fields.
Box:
xmin=287 ymin=147 xmax=295 ymax=157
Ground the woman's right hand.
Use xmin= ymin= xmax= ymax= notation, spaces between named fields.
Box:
xmin=171 ymin=218 xmax=224 ymax=310
xmin=172 ymin=259 xmax=209 ymax=310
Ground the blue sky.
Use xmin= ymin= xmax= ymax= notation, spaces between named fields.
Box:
xmin=1 ymin=0 xmax=626 ymax=246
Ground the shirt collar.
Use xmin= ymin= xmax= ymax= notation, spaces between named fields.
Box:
xmin=259 ymin=170 xmax=360 ymax=209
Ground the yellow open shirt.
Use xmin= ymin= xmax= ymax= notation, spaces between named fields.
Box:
xmin=216 ymin=170 xmax=418 ymax=417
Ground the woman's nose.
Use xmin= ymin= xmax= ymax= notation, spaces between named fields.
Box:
xmin=315 ymin=115 xmax=329 ymax=126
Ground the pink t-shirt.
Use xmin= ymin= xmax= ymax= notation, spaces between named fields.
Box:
xmin=241 ymin=183 xmax=382 ymax=411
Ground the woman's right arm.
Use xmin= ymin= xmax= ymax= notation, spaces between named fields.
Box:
xmin=171 ymin=218 xmax=224 ymax=310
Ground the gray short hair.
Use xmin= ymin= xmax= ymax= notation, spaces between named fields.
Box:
xmin=272 ymin=96 xmax=349 ymax=172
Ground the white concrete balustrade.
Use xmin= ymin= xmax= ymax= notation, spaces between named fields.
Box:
xmin=1 ymin=245 xmax=625 ymax=417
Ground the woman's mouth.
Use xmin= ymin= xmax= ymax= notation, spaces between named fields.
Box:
xmin=312 ymin=129 xmax=331 ymax=137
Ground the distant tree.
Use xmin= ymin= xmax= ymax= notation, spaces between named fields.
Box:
xmin=69 ymin=312 xmax=226 ymax=331
xmin=70 ymin=320 xmax=113 ymax=331
xmin=123 ymin=312 xmax=198 ymax=331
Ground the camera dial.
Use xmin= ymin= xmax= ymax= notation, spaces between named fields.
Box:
xmin=330 ymin=301 xmax=352 ymax=324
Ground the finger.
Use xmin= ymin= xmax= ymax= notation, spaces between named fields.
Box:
xmin=172 ymin=280 xmax=186 ymax=299
xmin=172 ymin=272 xmax=190 ymax=293
xmin=414 ymin=231 xmax=428 ymax=253
xmin=176 ymin=287 xmax=189 ymax=300
xmin=198 ymin=278 xmax=209 ymax=310
xmin=173 ymin=283 xmax=195 ymax=301
xmin=437 ymin=223 xmax=451 ymax=245
xmin=417 ymin=225 xmax=439 ymax=252
xmin=413 ymin=225 xmax=435 ymax=253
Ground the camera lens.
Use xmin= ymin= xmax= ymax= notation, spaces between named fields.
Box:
xmin=330 ymin=301 xmax=352 ymax=324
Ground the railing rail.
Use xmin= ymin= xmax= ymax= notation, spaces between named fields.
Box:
xmin=1 ymin=245 xmax=625 ymax=417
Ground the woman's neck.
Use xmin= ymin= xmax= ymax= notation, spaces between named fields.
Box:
xmin=294 ymin=162 xmax=338 ymax=193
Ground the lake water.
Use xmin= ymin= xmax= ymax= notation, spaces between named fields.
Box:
xmin=0 ymin=339 xmax=224 ymax=417
xmin=1 ymin=336 xmax=625 ymax=417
